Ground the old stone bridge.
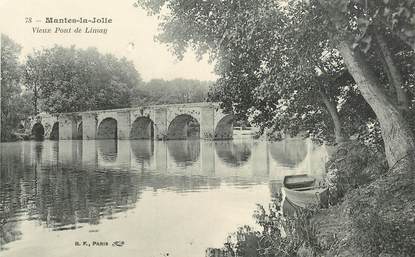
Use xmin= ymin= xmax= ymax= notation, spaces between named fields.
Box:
xmin=27 ymin=102 xmax=235 ymax=140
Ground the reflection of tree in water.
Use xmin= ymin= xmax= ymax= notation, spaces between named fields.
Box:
xmin=0 ymin=144 xmax=33 ymax=250
xmin=0 ymin=182 xmax=23 ymax=250
xmin=31 ymin=167 xmax=142 ymax=230
xmin=167 ymin=140 xmax=200 ymax=166
xmin=215 ymin=141 xmax=252 ymax=167
xmin=97 ymin=140 xmax=118 ymax=162
xmin=130 ymin=140 xmax=154 ymax=164
xmin=1 ymin=144 xmax=142 ymax=240
xmin=0 ymin=141 xmax=225 ymax=250
xmin=269 ymin=140 xmax=308 ymax=168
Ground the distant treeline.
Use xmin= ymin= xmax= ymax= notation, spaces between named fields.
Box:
xmin=133 ymin=79 xmax=212 ymax=106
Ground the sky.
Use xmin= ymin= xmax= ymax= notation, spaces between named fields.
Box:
xmin=0 ymin=0 xmax=217 ymax=82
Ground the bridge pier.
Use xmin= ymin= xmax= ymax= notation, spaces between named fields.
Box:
xmin=200 ymin=107 xmax=215 ymax=140
xmin=58 ymin=114 xmax=78 ymax=140
xmin=154 ymin=108 xmax=168 ymax=140
xmin=117 ymin=111 xmax=131 ymax=139
xmin=81 ymin=113 xmax=97 ymax=140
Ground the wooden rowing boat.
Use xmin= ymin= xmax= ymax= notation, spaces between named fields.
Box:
xmin=283 ymin=174 xmax=316 ymax=189
xmin=281 ymin=174 xmax=328 ymax=215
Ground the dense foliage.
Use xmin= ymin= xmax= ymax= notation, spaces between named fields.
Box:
xmin=134 ymin=78 xmax=211 ymax=105
xmin=324 ymin=141 xmax=388 ymax=205
xmin=135 ymin=0 xmax=371 ymax=143
xmin=23 ymin=45 xmax=213 ymax=114
xmin=24 ymin=46 xmax=144 ymax=113
xmin=1 ymin=35 xmax=33 ymax=141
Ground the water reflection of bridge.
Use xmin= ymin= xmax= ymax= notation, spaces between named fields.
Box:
xmin=27 ymin=138 xmax=329 ymax=180
xmin=0 ymin=138 xmax=329 ymax=251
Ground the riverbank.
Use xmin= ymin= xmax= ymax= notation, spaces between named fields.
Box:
xmin=314 ymin=162 xmax=414 ymax=257
xmin=208 ymin=141 xmax=415 ymax=257
xmin=314 ymin=141 xmax=414 ymax=257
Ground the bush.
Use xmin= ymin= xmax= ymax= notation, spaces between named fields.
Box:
xmin=324 ymin=140 xmax=388 ymax=205
xmin=219 ymin=195 xmax=322 ymax=257
xmin=1 ymin=125 xmax=21 ymax=142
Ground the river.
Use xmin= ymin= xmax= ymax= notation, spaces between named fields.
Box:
xmin=0 ymin=138 xmax=329 ymax=257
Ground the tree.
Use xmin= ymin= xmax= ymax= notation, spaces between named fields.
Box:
xmin=1 ymin=34 xmax=32 ymax=141
xmin=138 ymin=0 xmax=367 ymax=144
xmin=24 ymin=46 xmax=143 ymax=113
xmin=136 ymin=0 xmax=415 ymax=167
xmin=315 ymin=0 xmax=415 ymax=167
xmin=345 ymin=0 xmax=415 ymax=52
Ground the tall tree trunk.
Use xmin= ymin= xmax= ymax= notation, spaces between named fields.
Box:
xmin=374 ymin=32 xmax=409 ymax=112
xmin=337 ymin=40 xmax=415 ymax=168
xmin=319 ymin=91 xmax=345 ymax=143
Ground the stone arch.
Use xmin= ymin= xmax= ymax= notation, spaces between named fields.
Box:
xmin=77 ymin=122 xmax=83 ymax=140
xmin=130 ymin=117 xmax=154 ymax=139
xmin=167 ymin=114 xmax=200 ymax=140
xmin=97 ymin=118 xmax=117 ymax=139
xmin=215 ymin=140 xmax=252 ymax=167
xmin=31 ymin=123 xmax=45 ymax=141
xmin=214 ymin=115 xmax=234 ymax=140
xmin=50 ymin=122 xmax=59 ymax=140
xmin=269 ymin=140 xmax=307 ymax=168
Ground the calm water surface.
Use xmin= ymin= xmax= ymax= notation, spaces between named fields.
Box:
xmin=0 ymin=139 xmax=329 ymax=257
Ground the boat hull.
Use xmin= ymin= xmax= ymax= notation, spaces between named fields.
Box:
xmin=282 ymin=187 xmax=328 ymax=209
xmin=283 ymin=174 xmax=316 ymax=189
